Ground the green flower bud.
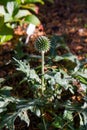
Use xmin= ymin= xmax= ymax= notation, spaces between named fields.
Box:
xmin=35 ymin=36 xmax=51 ymax=52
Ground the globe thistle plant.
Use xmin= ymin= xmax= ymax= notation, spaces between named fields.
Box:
xmin=35 ymin=36 xmax=51 ymax=94
xmin=35 ymin=36 xmax=50 ymax=52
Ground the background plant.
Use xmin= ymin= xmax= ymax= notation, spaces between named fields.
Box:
xmin=0 ymin=0 xmax=44 ymax=44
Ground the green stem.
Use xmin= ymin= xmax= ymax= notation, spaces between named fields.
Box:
xmin=41 ymin=51 xmax=45 ymax=94
xmin=43 ymin=116 xmax=47 ymax=130
xmin=41 ymin=108 xmax=47 ymax=130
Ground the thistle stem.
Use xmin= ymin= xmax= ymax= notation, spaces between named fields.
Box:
xmin=41 ymin=51 xmax=45 ymax=94
xmin=42 ymin=115 xmax=47 ymax=130
xmin=41 ymin=109 xmax=47 ymax=130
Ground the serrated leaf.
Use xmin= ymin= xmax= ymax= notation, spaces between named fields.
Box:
xmin=54 ymin=53 xmax=80 ymax=72
xmin=45 ymin=70 xmax=74 ymax=90
xmin=14 ymin=58 xmax=41 ymax=83
xmin=24 ymin=14 xmax=40 ymax=25
xmin=13 ymin=58 xmax=30 ymax=75
xmin=81 ymin=111 xmax=87 ymax=130
xmin=0 ymin=112 xmax=17 ymax=130
xmin=18 ymin=110 xmax=30 ymax=126
xmin=77 ymin=69 xmax=87 ymax=78
xmin=75 ymin=69 xmax=87 ymax=85
xmin=0 ymin=86 xmax=12 ymax=96
xmin=54 ymin=72 xmax=69 ymax=88
xmin=0 ymin=98 xmax=43 ymax=130
xmin=30 ymin=69 xmax=41 ymax=83
xmin=44 ymin=74 xmax=55 ymax=86
xmin=0 ymin=100 xmax=8 ymax=112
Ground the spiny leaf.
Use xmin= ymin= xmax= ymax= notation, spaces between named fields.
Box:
xmin=18 ymin=110 xmax=30 ymax=126
xmin=13 ymin=58 xmax=41 ymax=83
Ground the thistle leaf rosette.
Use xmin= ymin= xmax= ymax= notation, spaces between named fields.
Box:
xmin=35 ymin=36 xmax=51 ymax=52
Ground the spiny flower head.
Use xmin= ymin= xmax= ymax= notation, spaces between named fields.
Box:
xmin=35 ymin=36 xmax=51 ymax=52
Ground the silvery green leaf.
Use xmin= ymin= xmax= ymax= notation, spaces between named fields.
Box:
xmin=35 ymin=108 xmax=41 ymax=117
xmin=69 ymin=87 xmax=74 ymax=94
xmin=18 ymin=110 xmax=30 ymax=126
xmin=81 ymin=83 xmax=87 ymax=92
xmin=54 ymin=53 xmax=80 ymax=73
xmin=54 ymin=56 xmax=63 ymax=61
xmin=0 ymin=107 xmax=7 ymax=113
xmin=44 ymin=74 xmax=51 ymax=80
xmin=77 ymin=69 xmax=87 ymax=78
xmin=81 ymin=111 xmax=87 ymax=130
xmin=48 ymin=78 xmax=55 ymax=86
xmin=13 ymin=58 xmax=41 ymax=83
xmin=13 ymin=58 xmax=30 ymax=75
xmin=0 ymin=86 xmax=13 ymax=96
xmin=30 ymin=69 xmax=41 ymax=83
xmin=0 ymin=112 xmax=17 ymax=130
xmin=54 ymin=72 xmax=69 ymax=88
xmin=0 ymin=101 xmax=8 ymax=109
xmin=44 ymin=74 xmax=55 ymax=85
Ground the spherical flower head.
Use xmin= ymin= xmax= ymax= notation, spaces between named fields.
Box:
xmin=35 ymin=36 xmax=51 ymax=52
